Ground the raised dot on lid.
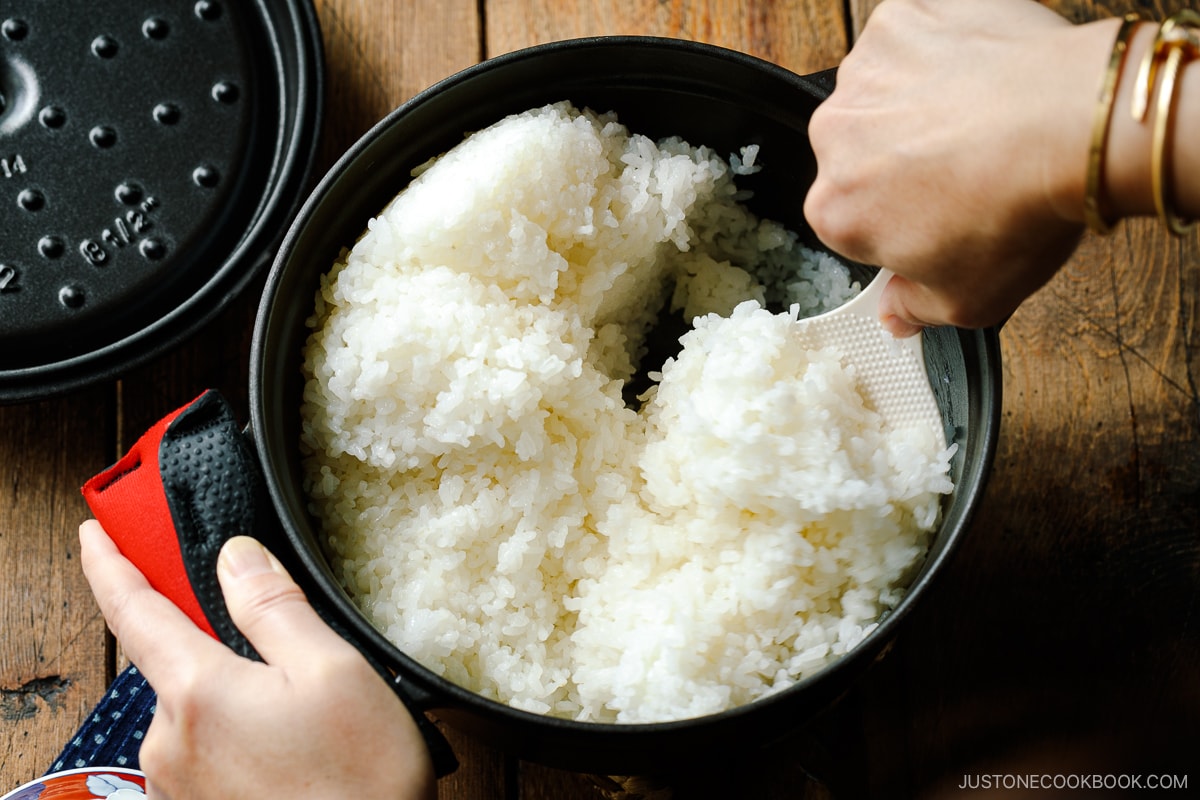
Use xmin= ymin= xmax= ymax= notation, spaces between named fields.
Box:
xmin=192 ymin=164 xmax=219 ymax=187
xmin=139 ymin=238 xmax=166 ymax=260
xmin=2 ymin=18 xmax=28 ymax=41
xmin=91 ymin=35 xmax=119 ymax=58
xmin=59 ymin=285 xmax=86 ymax=309
xmin=142 ymin=17 xmax=169 ymax=39
xmin=39 ymin=106 xmax=66 ymax=129
xmin=153 ymin=103 xmax=180 ymax=125
xmin=38 ymin=236 xmax=65 ymax=259
xmin=115 ymin=182 xmax=143 ymax=205
xmin=90 ymin=125 xmax=117 ymax=148
xmin=211 ymin=81 xmax=239 ymax=104
xmin=194 ymin=1 xmax=223 ymax=21
xmin=18 ymin=189 xmax=44 ymax=211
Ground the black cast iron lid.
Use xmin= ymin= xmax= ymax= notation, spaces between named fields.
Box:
xmin=0 ymin=0 xmax=323 ymax=402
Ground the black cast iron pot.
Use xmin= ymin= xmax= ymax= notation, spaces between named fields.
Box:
xmin=118 ymin=37 xmax=1003 ymax=778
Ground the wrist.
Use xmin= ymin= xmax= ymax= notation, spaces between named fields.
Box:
xmin=1094 ymin=14 xmax=1200 ymax=225
xmin=1055 ymin=14 xmax=1200 ymax=229
xmin=1104 ymin=22 xmax=1159 ymax=220
xmin=1111 ymin=16 xmax=1200 ymax=224
xmin=1040 ymin=17 xmax=1126 ymax=227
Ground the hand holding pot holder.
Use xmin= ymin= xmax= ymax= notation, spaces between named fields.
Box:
xmin=80 ymin=389 xmax=458 ymax=776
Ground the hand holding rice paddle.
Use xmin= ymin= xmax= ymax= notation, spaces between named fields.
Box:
xmin=792 ymin=268 xmax=946 ymax=452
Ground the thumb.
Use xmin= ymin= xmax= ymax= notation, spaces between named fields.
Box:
xmin=216 ymin=536 xmax=343 ymax=664
xmin=878 ymin=273 xmax=934 ymax=338
xmin=880 ymin=310 xmax=926 ymax=339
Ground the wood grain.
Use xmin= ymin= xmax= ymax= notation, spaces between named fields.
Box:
xmin=486 ymin=0 xmax=847 ymax=72
xmin=2 ymin=0 xmax=1196 ymax=797
xmin=0 ymin=390 xmax=112 ymax=780
xmin=311 ymin=0 xmax=482 ymax=175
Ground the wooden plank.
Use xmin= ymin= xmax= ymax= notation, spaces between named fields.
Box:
xmin=430 ymin=724 xmax=511 ymax=800
xmin=485 ymin=0 xmax=847 ymax=72
xmin=310 ymin=0 xmax=482 ymax=175
xmin=519 ymin=761 xmax=836 ymax=800
xmin=0 ymin=389 xmax=113 ymax=786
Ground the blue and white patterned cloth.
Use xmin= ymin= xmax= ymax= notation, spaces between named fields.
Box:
xmin=48 ymin=666 xmax=156 ymax=773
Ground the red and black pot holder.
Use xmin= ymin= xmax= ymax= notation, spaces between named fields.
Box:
xmin=82 ymin=389 xmax=265 ymax=659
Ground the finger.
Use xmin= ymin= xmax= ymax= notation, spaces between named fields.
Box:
xmin=144 ymin=779 xmax=171 ymax=800
xmin=880 ymin=311 xmax=926 ymax=339
xmin=216 ymin=536 xmax=353 ymax=665
xmin=878 ymin=272 xmax=943 ymax=336
xmin=79 ymin=520 xmax=228 ymax=686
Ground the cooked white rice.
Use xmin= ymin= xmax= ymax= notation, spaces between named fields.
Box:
xmin=300 ymin=102 xmax=955 ymax=723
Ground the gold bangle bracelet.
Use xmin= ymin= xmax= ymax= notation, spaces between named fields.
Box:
xmin=1133 ymin=11 xmax=1200 ymax=236
xmin=1085 ymin=13 xmax=1141 ymax=235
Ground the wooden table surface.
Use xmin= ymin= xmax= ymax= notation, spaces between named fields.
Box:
xmin=3 ymin=1 xmax=1197 ymax=797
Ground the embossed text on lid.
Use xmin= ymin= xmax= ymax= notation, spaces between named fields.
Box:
xmin=0 ymin=0 xmax=324 ymax=402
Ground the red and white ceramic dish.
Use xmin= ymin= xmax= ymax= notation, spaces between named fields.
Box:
xmin=0 ymin=768 xmax=146 ymax=800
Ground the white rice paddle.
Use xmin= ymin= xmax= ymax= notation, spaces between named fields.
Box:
xmin=793 ymin=268 xmax=947 ymax=450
